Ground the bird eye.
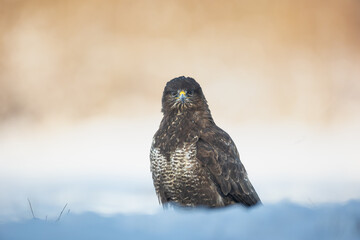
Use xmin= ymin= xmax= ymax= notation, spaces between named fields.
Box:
xmin=170 ymin=91 xmax=177 ymax=97
xmin=187 ymin=90 xmax=193 ymax=96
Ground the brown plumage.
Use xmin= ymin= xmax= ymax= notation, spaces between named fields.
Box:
xmin=150 ymin=76 xmax=261 ymax=207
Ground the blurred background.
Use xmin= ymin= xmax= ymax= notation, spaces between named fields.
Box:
xmin=0 ymin=0 xmax=360 ymax=221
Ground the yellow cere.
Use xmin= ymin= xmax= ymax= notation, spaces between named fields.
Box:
xmin=179 ymin=90 xmax=186 ymax=97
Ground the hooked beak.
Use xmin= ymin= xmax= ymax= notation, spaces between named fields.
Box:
xmin=178 ymin=90 xmax=186 ymax=103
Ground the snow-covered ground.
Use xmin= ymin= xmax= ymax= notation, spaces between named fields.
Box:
xmin=0 ymin=116 xmax=359 ymax=231
xmin=1 ymin=201 xmax=359 ymax=240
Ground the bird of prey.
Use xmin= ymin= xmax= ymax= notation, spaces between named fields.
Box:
xmin=150 ymin=76 xmax=260 ymax=208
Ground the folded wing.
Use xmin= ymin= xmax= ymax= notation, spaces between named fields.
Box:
xmin=196 ymin=126 xmax=261 ymax=206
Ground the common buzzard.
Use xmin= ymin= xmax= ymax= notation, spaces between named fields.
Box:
xmin=150 ymin=76 xmax=260 ymax=207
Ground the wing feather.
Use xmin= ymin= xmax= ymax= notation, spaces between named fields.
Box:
xmin=196 ymin=126 xmax=261 ymax=206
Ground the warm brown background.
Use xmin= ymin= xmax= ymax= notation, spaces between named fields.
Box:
xmin=1 ymin=0 xmax=359 ymax=125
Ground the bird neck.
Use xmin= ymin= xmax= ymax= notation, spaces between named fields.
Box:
xmin=163 ymin=108 xmax=214 ymax=129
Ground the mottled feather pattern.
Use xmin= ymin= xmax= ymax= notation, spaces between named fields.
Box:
xmin=150 ymin=76 xmax=260 ymax=208
xmin=151 ymin=115 xmax=225 ymax=207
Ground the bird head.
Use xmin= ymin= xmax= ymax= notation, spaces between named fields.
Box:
xmin=161 ymin=76 xmax=208 ymax=114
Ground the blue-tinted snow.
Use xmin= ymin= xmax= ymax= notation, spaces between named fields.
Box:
xmin=1 ymin=201 xmax=359 ymax=240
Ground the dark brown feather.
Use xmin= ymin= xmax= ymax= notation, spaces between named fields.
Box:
xmin=150 ymin=76 xmax=261 ymax=208
xmin=197 ymin=126 xmax=261 ymax=206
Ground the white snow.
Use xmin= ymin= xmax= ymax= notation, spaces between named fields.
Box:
xmin=0 ymin=201 xmax=359 ymax=240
